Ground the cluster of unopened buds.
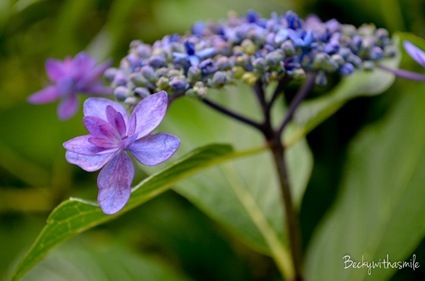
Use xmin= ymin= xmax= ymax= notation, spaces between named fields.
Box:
xmin=106 ymin=10 xmax=397 ymax=103
xmin=28 ymin=10 xmax=425 ymax=214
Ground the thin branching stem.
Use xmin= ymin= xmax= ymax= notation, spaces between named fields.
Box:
xmin=267 ymin=75 xmax=292 ymax=113
xmin=277 ymin=72 xmax=317 ymax=136
xmin=200 ymin=97 xmax=264 ymax=131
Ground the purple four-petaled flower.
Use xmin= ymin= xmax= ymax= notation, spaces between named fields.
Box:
xmin=63 ymin=91 xmax=180 ymax=214
xmin=28 ymin=52 xmax=112 ymax=120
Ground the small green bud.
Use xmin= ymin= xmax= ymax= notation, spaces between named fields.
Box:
xmin=242 ymin=72 xmax=258 ymax=86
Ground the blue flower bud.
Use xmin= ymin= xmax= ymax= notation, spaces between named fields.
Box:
xmin=246 ymin=10 xmax=260 ymax=23
xmin=126 ymin=53 xmax=142 ymax=69
xmin=148 ymin=55 xmax=166 ymax=68
xmin=129 ymin=73 xmax=147 ymax=86
xmin=253 ymin=57 xmax=268 ymax=73
xmin=114 ymin=86 xmax=130 ymax=101
xmin=384 ymin=45 xmax=397 ymax=57
xmin=134 ymin=87 xmax=151 ymax=98
xmin=136 ymin=44 xmax=152 ymax=58
xmin=281 ymin=40 xmax=296 ymax=56
xmin=216 ymin=57 xmax=232 ymax=70
xmin=112 ymin=72 xmax=128 ymax=87
xmin=347 ymin=54 xmax=362 ymax=67
xmin=265 ymin=51 xmax=283 ymax=67
xmin=331 ymin=54 xmax=344 ymax=66
xmin=339 ymin=63 xmax=355 ymax=75
xmin=124 ymin=96 xmax=138 ymax=105
xmin=315 ymin=71 xmax=327 ymax=86
xmin=141 ymin=66 xmax=158 ymax=82
xmin=104 ymin=68 xmax=118 ymax=81
xmin=285 ymin=11 xmax=303 ymax=30
xmin=211 ymin=71 xmax=228 ymax=87
xmin=187 ymin=66 xmax=202 ymax=82
xmin=369 ymin=46 xmax=384 ymax=60
xmin=169 ymin=77 xmax=189 ymax=91
xmin=362 ymin=61 xmax=375 ymax=71
xmin=192 ymin=21 xmax=206 ymax=36
xmin=199 ymin=59 xmax=218 ymax=75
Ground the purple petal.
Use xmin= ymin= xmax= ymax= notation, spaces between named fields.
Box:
xmin=83 ymin=116 xmax=120 ymax=140
xmin=57 ymin=94 xmax=79 ymax=120
xmin=78 ymin=60 xmax=111 ymax=88
xmin=72 ymin=52 xmax=96 ymax=73
xmin=82 ymin=83 xmax=113 ymax=95
xmin=65 ymin=151 xmax=115 ymax=172
xmin=57 ymin=77 xmax=75 ymax=97
xmin=128 ymin=91 xmax=168 ymax=138
xmin=403 ymin=41 xmax=425 ymax=67
xmin=64 ymin=135 xmax=116 ymax=154
xmin=106 ymin=106 xmax=127 ymax=137
xmin=27 ymin=86 xmax=60 ymax=104
xmin=45 ymin=59 xmax=66 ymax=82
xmin=128 ymin=133 xmax=180 ymax=166
xmin=83 ymin=97 xmax=128 ymax=123
xmin=88 ymin=137 xmax=117 ymax=148
xmin=97 ymin=152 xmax=134 ymax=214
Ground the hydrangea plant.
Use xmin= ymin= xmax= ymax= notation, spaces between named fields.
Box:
xmin=12 ymin=9 xmax=425 ymax=281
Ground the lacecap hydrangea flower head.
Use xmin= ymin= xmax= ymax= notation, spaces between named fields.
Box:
xmin=63 ymin=91 xmax=180 ymax=214
xmin=105 ymin=10 xmax=397 ymax=104
xmin=30 ymin=10 xmax=405 ymax=216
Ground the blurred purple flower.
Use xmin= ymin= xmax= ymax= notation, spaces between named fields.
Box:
xmin=403 ymin=40 xmax=425 ymax=67
xmin=379 ymin=41 xmax=425 ymax=81
xmin=28 ymin=52 xmax=112 ymax=120
xmin=63 ymin=91 xmax=180 ymax=214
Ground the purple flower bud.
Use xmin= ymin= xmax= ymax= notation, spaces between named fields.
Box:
xmin=114 ymin=86 xmax=130 ymax=101
xmin=369 ymin=46 xmax=384 ymax=60
xmin=253 ymin=57 xmax=268 ymax=72
xmin=265 ymin=51 xmax=283 ymax=67
xmin=134 ymin=87 xmax=151 ymax=98
xmin=211 ymin=71 xmax=228 ymax=87
xmin=141 ymin=66 xmax=157 ymax=82
xmin=187 ymin=66 xmax=202 ymax=82
xmin=199 ymin=59 xmax=218 ymax=75
xmin=285 ymin=11 xmax=303 ymax=30
xmin=148 ymin=55 xmax=166 ymax=68
xmin=104 ymin=68 xmax=118 ymax=81
xmin=136 ymin=44 xmax=152 ymax=58
xmin=340 ymin=63 xmax=355 ymax=75
xmin=113 ymin=72 xmax=128 ymax=87
xmin=169 ymin=77 xmax=189 ymax=91
xmin=315 ymin=71 xmax=327 ymax=86
xmin=216 ymin=56 xmax=233 ymax=70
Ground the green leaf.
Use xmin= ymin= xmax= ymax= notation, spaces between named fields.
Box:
xmin=21 ymin=238 xmax=191 ymax=281
xmin=289 ymin=37 xmax=401 ymax=146
xmin=159 ymin=84 xmax=313 ymax=278
xmin=10 ymin=144 xmax=250 ymax=281
xmin=305 ymin=85 xmax=425 ymax=280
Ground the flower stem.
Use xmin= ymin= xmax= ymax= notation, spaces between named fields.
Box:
xmin=195 ymin=77 xmax=313 ymax=280
xmin=200 ymin=97 xmax=264 ymax=131
xmin=277 ymin=72 xmax=317 ymax=136
xmin=268 ymin=136 xmax=304 ymax=281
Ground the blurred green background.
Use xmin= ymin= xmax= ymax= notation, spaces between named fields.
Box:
xmin=0 ymin=0 xmax=424 ymax=280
